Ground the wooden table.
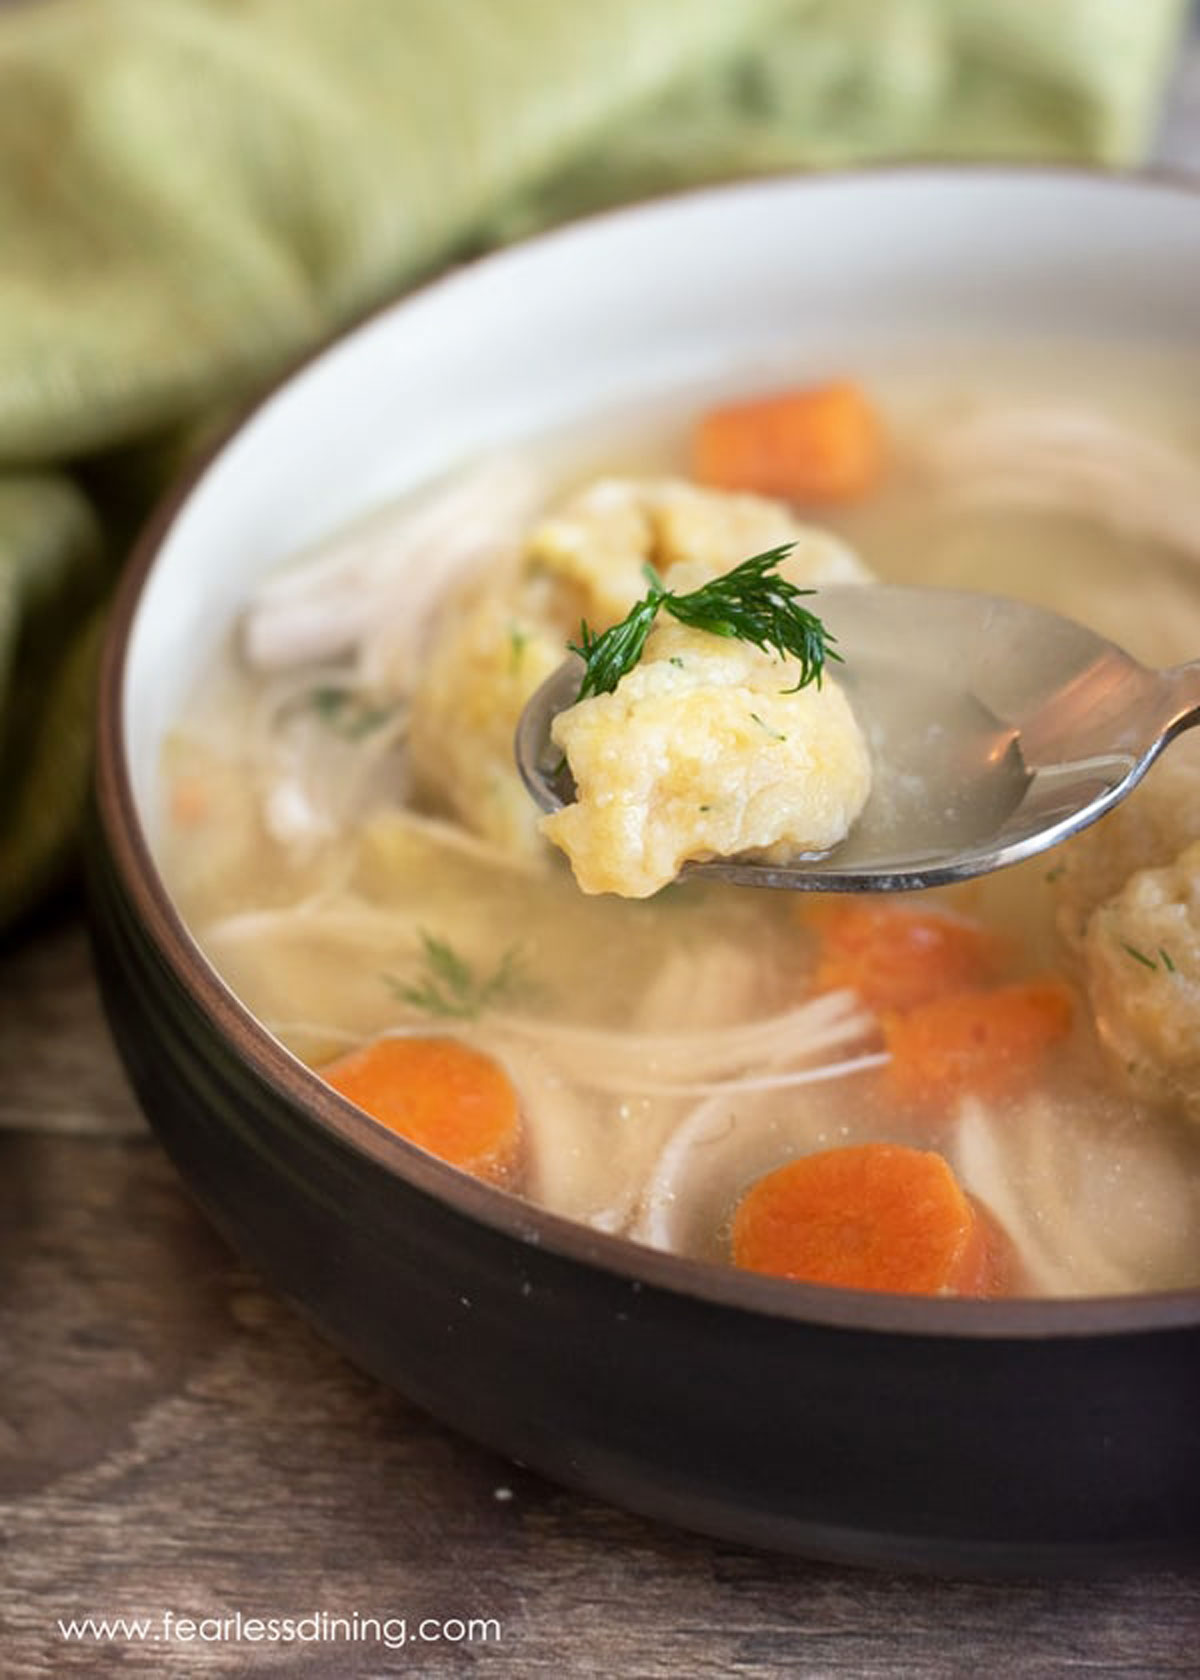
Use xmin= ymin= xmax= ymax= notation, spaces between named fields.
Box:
xmin=5 ymin=21 xmax=1200 ymax=1676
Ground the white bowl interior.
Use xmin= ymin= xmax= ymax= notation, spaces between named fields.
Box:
xmin=124 ymin=170 xmax=1200 ymax=841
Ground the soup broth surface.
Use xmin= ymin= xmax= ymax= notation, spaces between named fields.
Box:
xmin=160 ymin=342 xmax=1200 ymax=1298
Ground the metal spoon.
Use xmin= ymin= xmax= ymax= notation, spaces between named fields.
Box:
xmin=515 ymin=585 xmax=1200 ymax=891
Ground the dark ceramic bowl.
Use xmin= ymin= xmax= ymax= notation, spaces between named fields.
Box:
xmin=89 ymin=170 xmax=1200 ymax=1574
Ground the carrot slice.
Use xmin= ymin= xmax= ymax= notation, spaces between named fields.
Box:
xmin=693 ymin=380 xmax=883 ymax=503
xmin=883 ymin=979 xmax=1074 ymax=1110
xmin=320 ymin=1036 xmax=520 ymax=1183
xmin=731 ymin=1142 xmax=1008 ymax=1296
xmin=169 ymin=776 xmax=210 ymax=828
xmin=811 ymin=900 xmax=1003 ymax=1012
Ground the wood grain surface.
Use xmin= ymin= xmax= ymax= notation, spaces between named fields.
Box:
xmin=4 ymin=15 xmax=1200 ymax=1674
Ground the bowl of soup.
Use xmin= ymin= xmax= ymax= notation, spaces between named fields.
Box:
xmin=89 ymin=168 xmax=1200 ymax=1573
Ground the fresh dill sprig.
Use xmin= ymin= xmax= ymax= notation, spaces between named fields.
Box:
xmin=665 ymin=545 xmax=839 ymax=690
xmin=1121 ymin=941 xmax=1159 ymax=972
xmin=1119 ymin=941 xmax=1179 ymax=976
xmin=507 ymin=622 xmax=531 ymax=675
xmin=570 ymin=568 xmax=667 ymax=702
xmin=388 ymin=932 xmax=524 ymax=1020
xmin=308 ymin=685 xmax=395 ymax=740
xmin=568 ymin=544 xmax=840 ymax=703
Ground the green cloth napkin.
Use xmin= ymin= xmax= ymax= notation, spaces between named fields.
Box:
xmin=0 ymin=0 xmax=1187 ymax=935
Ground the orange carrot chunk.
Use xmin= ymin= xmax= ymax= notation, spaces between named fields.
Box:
xmin=693 ymin=380 xmax=883 ymax=503
xmin=811 ymin=900 xmax=1003 ymax=1012
xmin=731 ymin=1142 xmax=1007 ymax=1296
xmin=883 ymin=979 xmax=1074 ymax=1109
xmin=169 ymin=776 xmax=211 ymax=828
xmin=320 ymin=1036 xmax=520 ymax=1184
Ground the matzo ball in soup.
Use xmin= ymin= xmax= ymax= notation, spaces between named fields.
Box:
xmin=159 ymin=351 xmax=1200 ymax=1301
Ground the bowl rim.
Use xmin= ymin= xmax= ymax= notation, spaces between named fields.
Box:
xmin=94 ymin=162 xmax=1200 ymax=1342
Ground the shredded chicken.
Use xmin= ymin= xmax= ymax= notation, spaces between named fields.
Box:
xmin=921 ymin=405 xmax=1200 ymax=554
xmin=240 ymin=455 xmax=546 ymax=682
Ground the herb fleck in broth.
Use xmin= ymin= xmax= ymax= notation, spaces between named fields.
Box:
xmin=159 ymin=343 xmax=1200 ymax=1297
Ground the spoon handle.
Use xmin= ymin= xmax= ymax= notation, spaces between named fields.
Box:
xmin=1161 ymin=660 xmax=1200 ymax=742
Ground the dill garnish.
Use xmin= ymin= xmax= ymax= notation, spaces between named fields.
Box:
xmin=1119 ymin=942 xmax=1179 ymax=975
xmin=569 ymin=544 xmax=840 ymax=703
xmin=1121 ymin=941 xmax=1159 ymax=971
xmin=309 ymin=685 xmax=394 ymax=740
xmin=749 ymin=711 xmax=787 ymax=742
xmin=507 ymin=623 xmax=530 ymax=675
xmin=388 ymin=932 xmax=524 ymax=1020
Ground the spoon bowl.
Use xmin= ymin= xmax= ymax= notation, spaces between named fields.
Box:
xmin=516 ymin=585 xmax=1200 ymax=890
